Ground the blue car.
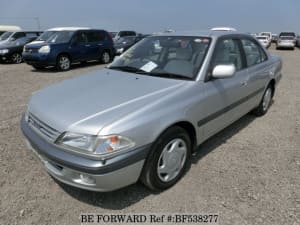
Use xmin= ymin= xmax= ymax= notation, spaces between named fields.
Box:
xmin=23 ymin=27 xmax=115 ymax=71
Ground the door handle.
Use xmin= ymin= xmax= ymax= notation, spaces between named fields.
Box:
xmin=85 ymin=44 xmax=91 ymax=47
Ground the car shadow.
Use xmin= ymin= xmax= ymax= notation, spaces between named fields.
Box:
xmin=54 ymin=178 xmax=153 ymax=210
xmin=191 ymin=113 xmax=256 ymax=164
xmin=56 ymin=111 xmax=263 ymax=209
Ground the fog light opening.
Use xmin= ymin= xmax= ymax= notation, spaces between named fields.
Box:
xmin=79 ymin=174 xmax=96 ymax=185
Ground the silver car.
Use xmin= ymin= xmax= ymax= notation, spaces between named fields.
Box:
xmin=276 ymin=32 xmax=296 ymax=50
xmin=21 ymin=31 xmax=282 ymax=192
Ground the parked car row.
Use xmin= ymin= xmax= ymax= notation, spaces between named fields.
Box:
xmin=256 ymin=31 xmax=298 ymax=50
xmin=0 ymin=31 xmax=42 ymax=63
xmin=0 ymin=27 xmax=150 ymax=70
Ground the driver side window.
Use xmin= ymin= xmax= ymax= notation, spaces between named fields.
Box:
xmin=211 ymin=38 xmax=243 ymax=71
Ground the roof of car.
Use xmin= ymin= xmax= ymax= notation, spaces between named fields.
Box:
xmin=156 ymin=30 xmax=245 ymax=38
xmin=46 ymin=27 xmax=91 ymax=31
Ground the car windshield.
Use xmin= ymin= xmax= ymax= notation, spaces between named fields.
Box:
xmin=108 ymin=36 xmax=211 ymax=80
xmin=38 ymin=31 xmax=74 ymax=43
xmin=257 ymin=37 xmax=267 ymax=40
xmin=0 ymin=32 xmax=12 ymax=41
xmin=116 ymin=36 xmax=136 ymax=43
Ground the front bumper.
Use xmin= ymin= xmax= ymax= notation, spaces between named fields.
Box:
xmin=21 ymin=116 xmax=150 ymax=191
xmin=22 ymin=52 xmax=56 ymax=66
xmin=277 ymin=42 xmax=295 ymax=48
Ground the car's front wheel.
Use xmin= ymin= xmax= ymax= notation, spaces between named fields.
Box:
xmin=11 ymin=53 xmax=23 ymax=64
xmin=56 ymin=55 xmax=71 ymax=71
xmin=141 ymin=126 xmax=191 ymax=191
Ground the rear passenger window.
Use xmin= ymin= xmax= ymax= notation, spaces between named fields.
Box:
xmin=241 ymin=39 xmax=267 ymax=67
xmin=211 ymin=39 xmax=243 ymax=71
xmin=74 ymin=32 xmax=88 ymax=43
xmin=87 ymin=31 xmax=104 ymax=42
xmin=26 ymin=33 xmax=38 ymax=38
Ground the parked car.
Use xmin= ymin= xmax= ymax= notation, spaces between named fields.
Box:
xmin=0 ymin=25 xmax=21 ymax=36
xmin=256 ymin=35 xmax=271 ymax=48
xmin=21 ymin=31 xmax=282 ymax=192
xmin=0 ymin=31 xmax=40 ymax=46
xmin=113 ymin=30 xmax=136 ymax=41
xmin=0 ymin=36 xmax=40 ymax=63
xmin=114 ymin=34 xmax=148 ymax=55
xmin=276 ymin=32 xmax=297 ymax=50
xmin=259 ymin=32 xmax=272 ymax=41
xmin=296 ymin=35 xmax=300 ymax=48
xmin=271 ymin=34 xmax=278 ymax=43
xmin=22 ymin=27 xmax=115 ymax=71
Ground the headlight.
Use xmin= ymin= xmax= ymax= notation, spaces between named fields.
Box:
xmin=0 ymin=49 xmax=9 ymax=54
xmin=56 ymin=132 xmax=135 ymax=158
xmin=38 ymin=45 xmax=50 ymax=54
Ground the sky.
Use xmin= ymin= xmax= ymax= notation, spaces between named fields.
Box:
xmin=0 ymin=0 xmax=299 ymax=34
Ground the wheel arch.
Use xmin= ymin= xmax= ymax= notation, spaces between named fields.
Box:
xmin=56 ymin=52 xmax=72 ymax=63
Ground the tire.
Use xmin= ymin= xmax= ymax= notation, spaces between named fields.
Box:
xmin=140 ymin=126 xmax=191 ymax=191
xmin=100 ymin=51 xmax=111 ymax=64
xmin=11 ymin=53 xmax=22 ymax=64
xmin=252 ymin=85 xmax=273 ymax=116
xmin=56 ymin=55 xmax=71 ymax=71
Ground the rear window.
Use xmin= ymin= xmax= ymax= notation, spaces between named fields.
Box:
xmin=279 ymin=32 xmax=295 ymax=37
xmin=280 ymin=36 xmax=295 ymax=40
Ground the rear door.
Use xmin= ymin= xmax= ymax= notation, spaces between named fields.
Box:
xmin=240 ymin=38 xmax=272 ymax=111
xmin=86 ymin=30 xmax=105 ymax=60
xmin=69 ymin=31 xmax=89 ymax=62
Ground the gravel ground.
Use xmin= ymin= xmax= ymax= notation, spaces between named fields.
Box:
xmin=0 ymin=46 xmax=299 ymax=225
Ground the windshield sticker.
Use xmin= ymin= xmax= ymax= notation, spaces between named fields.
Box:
xmin=194 ymin=39 xmax=202 ymax=43
xmin=140 ymin=61 xmax=158 ymax=72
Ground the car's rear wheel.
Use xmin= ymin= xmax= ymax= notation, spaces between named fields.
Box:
xmin=101 ymin=51 xmax=111 ymax=64
xmin=141 ymin=126 xmax=191 ymax=191
xmin=11 ymin=53 xmax=22 ymax=64
xmin=253 ymin=85 xmax=273 ymax=116
xmin=56 ymin=55 xmax=71 ymax=71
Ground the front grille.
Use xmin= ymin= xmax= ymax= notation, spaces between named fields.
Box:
xmin=27 ymin=113 xmax=60 ymax=142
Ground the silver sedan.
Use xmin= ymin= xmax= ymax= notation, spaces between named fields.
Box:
xmin=22 ymin=31 xmax=282 ymax=192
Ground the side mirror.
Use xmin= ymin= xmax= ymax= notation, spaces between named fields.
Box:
xmin=212 ymin=64 xmax=236 ymax=79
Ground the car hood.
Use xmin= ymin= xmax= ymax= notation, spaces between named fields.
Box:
xmin=28 ymin=68 xmax=185 ymax=135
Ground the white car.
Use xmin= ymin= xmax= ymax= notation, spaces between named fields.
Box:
xmin=256 ymin=36 xmax=271 ymax=48
xmin=259 ymin=32 xmax=272 ymax=41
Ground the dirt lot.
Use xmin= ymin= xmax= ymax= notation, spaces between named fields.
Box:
xmin=0 ymin=46 xmax=299 ymax=225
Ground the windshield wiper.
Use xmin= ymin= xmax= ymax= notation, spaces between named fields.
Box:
xmin=147 ymin=72 xmax=193 ymax=80
xmin=108 ymin=66 xmax=148 ymax=73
